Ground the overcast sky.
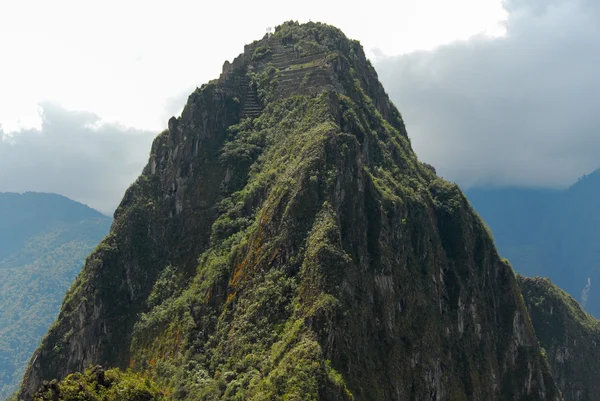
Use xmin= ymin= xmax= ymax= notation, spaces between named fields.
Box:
xmin=0 ymin=0 xmax=596 ymax=213
xmin=377 ymin=0 xmax=600 ymax=189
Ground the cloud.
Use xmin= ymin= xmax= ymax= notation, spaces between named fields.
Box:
xmin=0 ymin=104 xmax=155 ymax=214
xmin=376 ymin=0 xmax=600 ymax=188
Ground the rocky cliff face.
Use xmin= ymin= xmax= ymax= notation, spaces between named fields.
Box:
xmin=20 ymin=22 xmax=561 ymax=400
xmin=519 ymin=276 xmax=600 ymax=401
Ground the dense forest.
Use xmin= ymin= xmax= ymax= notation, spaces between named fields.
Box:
xmin=0 ymin=193 xmax=111 ymax=400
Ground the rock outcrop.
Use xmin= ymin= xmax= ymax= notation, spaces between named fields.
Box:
xmin=520 ymin=276 xmax=600 ymax=401
xmin=20 ymin=22 xmax=561 ymax=401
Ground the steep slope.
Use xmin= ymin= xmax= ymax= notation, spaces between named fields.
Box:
xmin=0 ymin=193 xmax=111 ymax=400
xmin=519 ymin=276 xmax=600 ymax=401
xmin=31 ymin=366 xmax=164 ymax=401
xmin=467 ymin=170 xmax=600 ymax=316
xmin=20 ymin=22 xmax=560 ymax=400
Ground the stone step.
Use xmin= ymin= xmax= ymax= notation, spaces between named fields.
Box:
xmin=272 ymin=58 xmax=297 ymax=67
xmin=284 ymin=53 xmax=325 ymax=64
xmin=272 ymin=51 xmax=295 ymax=58
xmin=276 ymin=76 xmax=331 ymax=90
xmin=277 ymin=68 xmax=327 ymax=80
xmin=272 ymin=53 xmax=331 ymax=72
xmin=271 ymin=52 xmax=295 ymax=58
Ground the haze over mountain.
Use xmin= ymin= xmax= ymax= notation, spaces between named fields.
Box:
xmin=0 ymin=193 xmax=111 ymax=400
xmin=467 ymin=170 xmax=600 ymax=317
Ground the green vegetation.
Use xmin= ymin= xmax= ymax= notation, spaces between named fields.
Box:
xmin=251 ymin=46 xmax=272 ymax=61
xmin=0 ymin=193 xmax=110 ymax=400
xmin=21 ymin=21 xmax=560 ymax=401
xmin=519 ymin=276 xmax=600 ymax=400
xmin=274 ymin=22 xmax=346 ymax=57
xmin=33 ymin=366 xmax=164 ymax=401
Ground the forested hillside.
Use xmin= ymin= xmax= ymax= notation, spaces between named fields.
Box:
xmin=467 ymin=170 xmax=600 ymax=316
xmin=0 ymin=193 xmax=111 ymax=400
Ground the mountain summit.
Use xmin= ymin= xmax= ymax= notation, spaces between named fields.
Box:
xmin=20 ymin=22 xmax=560 ymax=400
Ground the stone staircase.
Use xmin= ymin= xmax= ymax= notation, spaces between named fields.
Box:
xmin=241 ymin=82 xmax=261 ymax=119
xmin=264 ymin=38 xmax=335 ymax=98
xmin=220 ymin=71 xmax=262 ymax=119
xmin=276 ymin=67 xmax=331 ymax=96
xmin=268 ymin=41 xmax=295 ymax=69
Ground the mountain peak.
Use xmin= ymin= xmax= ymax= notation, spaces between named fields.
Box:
xmin=21 ymin=23 xmax=560 ymax=401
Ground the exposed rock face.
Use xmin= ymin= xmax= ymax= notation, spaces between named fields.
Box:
xmin=519 ymin=276 xmax=600 ymax=401
xmin=20 ymin=22 xmax=561 ymax=400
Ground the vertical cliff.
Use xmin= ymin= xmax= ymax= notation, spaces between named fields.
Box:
xmin=21 ymin=22 xmax=561 ymax=401
xmin=520 ymin=276 xmax=600 ymax=401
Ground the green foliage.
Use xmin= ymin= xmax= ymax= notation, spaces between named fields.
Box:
xmin=0 ymin=194 xmax=110 ymax=400
xmin=129 ymin=92 xmax=351 ymax=400
xmin=251 ymin=46 xmax=272 ymax=61
xmin=519 ymin=276 xmax=600 ymax=399
xmin=22 ymin=21 xmax=560 ymax=401
xmin=33 ymin=366 xmax=164 ymax=401
xmin=274 ymin=21 xmax=346 ymax=56
xmin=248 ymin=64 xmax=277 ymax=105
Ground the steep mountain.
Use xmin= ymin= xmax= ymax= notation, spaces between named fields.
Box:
xmin=519 ymin=276 xmax=600 ymax=401
xmin=20 ymin=22 xmax=561 ymax=400
xmin=0 ymin=193 xmax=111 ymax=400
xmin=467 ymin=170 xmax=600 ymax=316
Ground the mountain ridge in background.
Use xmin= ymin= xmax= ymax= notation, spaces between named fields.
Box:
xmin=0 ymin=192 xmax=111 ymax=400
xmin=467 ymin=169 xmax=600 ymax=316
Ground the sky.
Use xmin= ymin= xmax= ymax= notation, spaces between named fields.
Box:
xmin=0 ymin=0 xmax=597 ymax=213
xmin=377 ymin=0 xmax=600 ymax=189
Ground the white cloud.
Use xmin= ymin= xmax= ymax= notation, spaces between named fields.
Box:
xmin=0 ymin=0 xmax=508 ymax=212
xmin=376 ymin=0 xmax=600 ymax=188
xmin=0 ymin=104 xmax=154 ymax=214
xmin=0 ymin=0 xmax=505 ymax=132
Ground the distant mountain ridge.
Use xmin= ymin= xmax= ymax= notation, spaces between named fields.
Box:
xmin=0 ymin=192 xmax=106 ymax=261
xmin=467 ymin=169 xmax=600 ymax=316
xmin=0 ymin=192 xmax=111 ymax=400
